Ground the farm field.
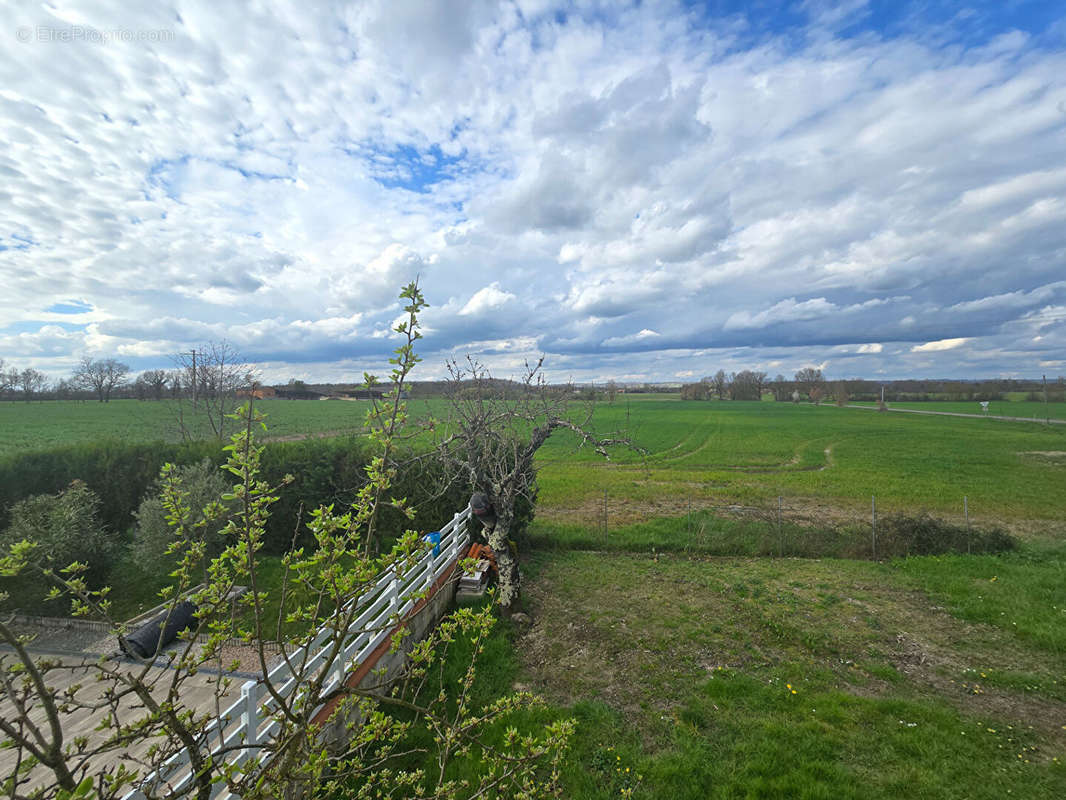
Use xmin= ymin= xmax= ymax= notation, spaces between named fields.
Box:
xmin=479 ymin=398 xmax=1066 ymax=797
xmin=850 ymin=399 xmax=1066 ymax=421
xmin=4 ymin=395 xmax=1065 ymax=525
xmin=532 ymin=396 xmax=1066 ymax=526
xmin=0 ymin=397 xmax=372 ymax=457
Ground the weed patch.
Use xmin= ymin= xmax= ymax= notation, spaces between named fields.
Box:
xmin=527 ymin=508 xmax=1018 ymax=560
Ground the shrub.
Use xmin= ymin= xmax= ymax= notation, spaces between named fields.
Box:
xmin=130 ymin=459 xmax=233 ymax=573
xmin=0 ymin=481 xmax=117 ymax=603
xmin=876 ymin=512 xmax=1016 ymax=557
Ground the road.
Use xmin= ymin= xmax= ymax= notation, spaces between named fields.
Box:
xmin=840 ymin=403 xmax=1066 ymax=425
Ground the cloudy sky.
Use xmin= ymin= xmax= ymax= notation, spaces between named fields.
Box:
xmin=2 ymin=0 xmax=1065 ymax=385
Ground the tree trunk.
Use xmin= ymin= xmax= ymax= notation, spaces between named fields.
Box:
xmin=486 ymin=508 xmax=520 ymax=612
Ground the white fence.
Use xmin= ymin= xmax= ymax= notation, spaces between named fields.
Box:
xmin=124 ymin=506 xmax=472 ymax=800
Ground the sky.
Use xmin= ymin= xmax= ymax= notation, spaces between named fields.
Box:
xmin=1 ymin=0 xmax=1065 ymax=386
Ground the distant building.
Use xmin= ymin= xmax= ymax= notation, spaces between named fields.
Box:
xmin=236 ymin=386 xmax=277 ymax=399
xmin=274 ymin=386 xmax=322 ymax=400
xmin=333 ymin=388 xmax=407 ymax=400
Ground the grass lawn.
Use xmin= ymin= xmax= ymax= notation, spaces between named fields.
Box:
xmin=410 ymin=543 xmax=1066 ymax=799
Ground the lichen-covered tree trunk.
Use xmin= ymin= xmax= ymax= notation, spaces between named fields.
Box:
xmin=486 ymin=504 xmax=520 ymax=611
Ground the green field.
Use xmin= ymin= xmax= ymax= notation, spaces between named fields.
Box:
xmin=4 ymin=395 xmax=1064 ymax=525
xmin=0 ymin=398 xmax=371 ymax=456
xmin=428 ymin=395 xmax=1064 ymax=796
xmin=533 ymin=396 xmax=1066 ymax=525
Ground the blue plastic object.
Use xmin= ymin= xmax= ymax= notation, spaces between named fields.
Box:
xmin=423 ymin=531 xmax=441 ymax=557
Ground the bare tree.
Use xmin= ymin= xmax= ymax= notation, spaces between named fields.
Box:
xmin=708 ymin=369 xmax=729 ymax=400
xmin=772 ymin=373 xmax=790 ymax=402
xmin=73 ymin=357 xmax=130 ymax=402
xmin=53 ymin=377 xmax=75 ymax=401
xmin=794 ymin=367 xmax=825 ymax=399
xmin=172 ymin=342 xmax=256 ymax=439
xmin=0 ymin=361 xmax=19 ymax=400
xmin=167 ymin=369 xmax=184 ymax=399
xmin=833 ymin=380 xmax=850 ymax=407
xmin=437 ymin=358 xmax=636 ymax=611
xmin=680 ymin=382 xmax=711 ymax=400
xmin=729 ymin=370 xmax=766 ymax=401
xmin=753 ymin=370 xmax=768 ymax=399
xmin=18 ymin=368 xmax=46 ymax=401
xmin=134 ymin=369 xmax=169 ymax=401
xmin=605 ymin=379 xmax=618 ymax=404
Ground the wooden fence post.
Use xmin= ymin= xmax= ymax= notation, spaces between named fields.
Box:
xmin=603 ymin=489 xmax=608 ymax=548
xmin=777 ymin=496 xmax=783 ymax=557
xmin=389 ymin=573 xmax=400 ymax=617
xmin=965 ymin=496 xmax=970 ymax=554
xmin=871 ymin=495 xmax=877 ymax=560
xmin=452 ymin=510 xmax=462 ymax=560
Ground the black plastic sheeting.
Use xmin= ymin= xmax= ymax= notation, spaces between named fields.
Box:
xmin=120 ymin=600 xmax=198 ymax=659
xmin=470 ymin=492 xmax=496 ymax=529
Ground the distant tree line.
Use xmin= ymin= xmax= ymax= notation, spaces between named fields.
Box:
xmin=681 ymin=368 xmax=823 ymax=401
xmin=0 ymin=359 xmax=47 ymax=401
xmin=679 ymin=371 xmax=1065 ymax=403
xmin=4 ymin=351 xmax=1064 ymax=406
xmin=0 ymin=344 xmax=253 ymax=407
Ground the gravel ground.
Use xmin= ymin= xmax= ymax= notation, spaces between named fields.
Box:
xmin=4 ymin=616 xmax=284 ymax=677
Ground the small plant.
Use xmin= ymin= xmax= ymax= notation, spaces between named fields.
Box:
xmin=590 ymin=745 xmax=643 ymax=798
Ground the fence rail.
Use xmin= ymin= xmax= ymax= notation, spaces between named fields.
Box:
xmin=122 ymin=506 xmax=472 ymax=800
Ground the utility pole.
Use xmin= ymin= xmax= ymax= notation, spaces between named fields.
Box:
xmin=191 ymin=349 xmax=197 ymax=407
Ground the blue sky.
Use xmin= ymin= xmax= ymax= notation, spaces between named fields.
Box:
xmin=1 ymin=0 xmax=1065 ymax=384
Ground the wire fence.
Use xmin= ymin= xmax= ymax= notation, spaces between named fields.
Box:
xmin=531 ymin=492 xmax=1016 ymax=561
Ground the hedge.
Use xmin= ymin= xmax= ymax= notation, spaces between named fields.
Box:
xmin=0 ymin=437 xmax=478 ymax=555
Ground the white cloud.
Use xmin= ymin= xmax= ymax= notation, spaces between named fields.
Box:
xmin=724 ymin=298 xmax=837 ymax=331
xmin=857 ymin=343 xmax=882 ymax=353
xmin=602 ymin=328 xmax=661 ymax=347
xmin=911 ymin=338 xmax=970 ymax=352
xmin=459 ymin=284 xmax=517 ymax=316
